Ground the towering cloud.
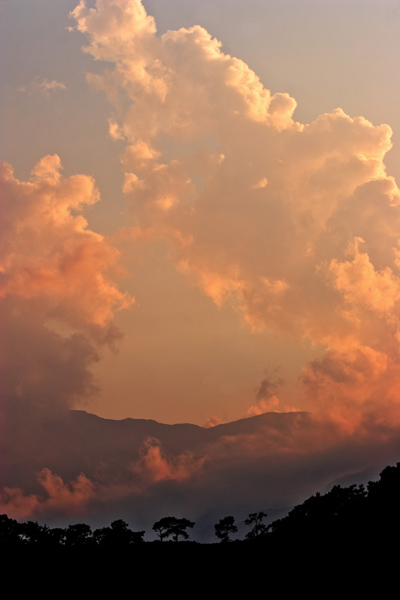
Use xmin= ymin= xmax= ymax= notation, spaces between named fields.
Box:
xmin=1 ymin=155 xmax=132 ymax=412
xmin=72 ymin=0 xmax=400 ymax=425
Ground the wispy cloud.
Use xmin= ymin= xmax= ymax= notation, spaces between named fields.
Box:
xmin=19 ymin=77 xmax=66 ymax=96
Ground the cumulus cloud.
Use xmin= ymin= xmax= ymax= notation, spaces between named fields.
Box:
xmin=0 ymin=155 xmax=133 ymax=413
xmin=72 ymin=0 xmax=400 ymax=425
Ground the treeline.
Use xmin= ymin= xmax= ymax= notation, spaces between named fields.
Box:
xmin=2 ymin=461 xmax=400 ymax=549
xmin=267 ymin=460 xmax=400 ymax=545
xmin=0 ymin=513 xmax=262 ymax=548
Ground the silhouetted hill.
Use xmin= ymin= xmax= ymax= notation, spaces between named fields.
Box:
xmin=4 ymin=405 xmax=400 ymax=539
xmin=5 ymin=407 xmax=314 ymax=488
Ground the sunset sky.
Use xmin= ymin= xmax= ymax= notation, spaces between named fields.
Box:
xmin=2 ymin=0 xmax=400 ymax=427
xmin=2 ymin=0 xmax=400 ymax=531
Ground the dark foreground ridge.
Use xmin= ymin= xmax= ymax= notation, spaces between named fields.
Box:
xmin=3 ymin=461 xmax=400 ymax=558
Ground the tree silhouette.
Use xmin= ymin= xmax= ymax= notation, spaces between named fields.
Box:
xmin=152 ymin=516 xmax=195 ymax=542
xmin=0 ymin=514 xmax=21 ymax=547
xmin=267 ymin=484 xmax=367 ymax=540
xmin=65 ymin=523 xmax=92 ymax=547
xmin=214 ymin=516 xmax=237 ymax=542
xmin=19 ymin=520 xmax=50 ymax=546
xmin=245 ymin=511 xmax=268 ymax=539
xmin=367 ymin=462 xmax=400 ymax=538
xmin=93 ymin=519 xmax=144 ymax=546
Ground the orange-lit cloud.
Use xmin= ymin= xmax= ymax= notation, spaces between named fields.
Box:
xmin=0 ymin=469 xmax=95 ymax=519
xmin=130 ymin=437 xmax=206 ymax=487
xmin=301 ymin=346 xmax=400 ymax=432
xmin=72 ymin=0 xmax=400 ymax=426
xmin=1 ymin=155 xmax=132 ymax=330
xmin=0 ymin=437 xmax=205 ymax=520
xmin=1 ymin=155 xmax=133 ymax=411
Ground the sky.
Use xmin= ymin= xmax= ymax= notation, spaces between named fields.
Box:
xmin=1 ymin=0 xmax=400 ymax=532
xmin=2 ymin=0 xmax=400 ymax=427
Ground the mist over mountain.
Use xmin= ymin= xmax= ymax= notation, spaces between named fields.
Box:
xmin=4 ymin=407 xmax=400 ymax=541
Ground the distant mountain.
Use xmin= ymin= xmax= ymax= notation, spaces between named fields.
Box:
xmin=5 ymin=408 xmax=314 ymax=487
xmin=4 ymin=406 xmax=400 ymax=541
